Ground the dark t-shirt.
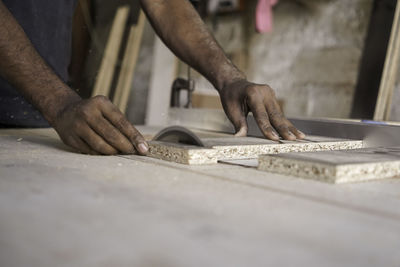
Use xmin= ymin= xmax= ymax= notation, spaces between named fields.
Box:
xmin=0 ymin=0 xmax=78 ymax=127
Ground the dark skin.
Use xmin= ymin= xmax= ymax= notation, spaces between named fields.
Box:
xmin=140 ymin=0 xmax=304 ymax=140
xmin=0 ymin=0 xmax=147 ymax=155
xmin=0 ymin=0 xmax=304 ymax=155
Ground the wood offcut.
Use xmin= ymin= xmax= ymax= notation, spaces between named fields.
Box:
xmin=258 ymin=147 xmax=400 ymax=183
xmin=148 ymin=135 xmax=363 ymax=165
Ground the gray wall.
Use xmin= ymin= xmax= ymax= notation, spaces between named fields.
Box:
xmin=245 ymin=0 xmax=372 ymax=119
xmin=182 ymin=0 xmax=375 ymax=119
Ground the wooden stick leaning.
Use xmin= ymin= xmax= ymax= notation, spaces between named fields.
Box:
xmin=384 ymin=2 xmax=400 ymax=120
xmin=91 ymin=6 xmax=130 ymax=97
xmin=374 ymin=1 xmax=400 ymax=121
xmin=113 ymin=11 xmax=146 ymax=113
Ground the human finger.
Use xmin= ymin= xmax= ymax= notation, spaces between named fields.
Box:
xmin=88 ymin=112 xmax=135 ymax=154
xmin=267 ymin=103 xmax=296 ymax=140
xmin=247 ymin=93 xmax=279 ymax=140
xmin=287 ymin=121 xmax=306 ymax=139
xmin=265 ymin=98 xmax=305 ymax=140
xmin=100 ymin=102 xmax=148 ymax=155
xmin=77 ymin=123 xmax=118 ymax=155
xmin=64 ymin=134 xmax=100 ymax=155
xmin=222 ymin=100 xmax=248 ymax=137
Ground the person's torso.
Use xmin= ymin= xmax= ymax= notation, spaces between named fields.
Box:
xmin=0 ymin=0 xmax=78 ymax=127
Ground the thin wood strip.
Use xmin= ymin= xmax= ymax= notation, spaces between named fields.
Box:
xmin=384 ymin=1 xmax=400 ymax=120
xmin=91 ymin=6 xmax=130 ymax=97
xmin=114 ymin=11 xmax=146 ymax=113
xmin=374 ymin=1 xmax=400 ymax=121
xmin=112 ymin=26 xmax=136 ymax=109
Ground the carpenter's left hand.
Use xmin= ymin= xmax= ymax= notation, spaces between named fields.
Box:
xmin=219 ymin=79 xmax=305 ymax=141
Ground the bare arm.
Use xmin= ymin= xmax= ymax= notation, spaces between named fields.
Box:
xmin=0 ymin=1 xmax=79 ymax=124
xmin=141 ymin=0 xmax=304 ymax=140
xmin=140 ymin=0 xmax=244 ymax=91
xmin=0 ymin=1 xmax=148 ymax=155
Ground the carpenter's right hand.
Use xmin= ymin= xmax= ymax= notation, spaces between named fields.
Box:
xmin=53 ymin=95 xmax=148 ymax=155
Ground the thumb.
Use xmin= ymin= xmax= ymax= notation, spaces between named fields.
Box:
xmin=227 ymin=103 xmax=248 ymax=137
xmin=234 ymin=116 xmax=248 ymax=137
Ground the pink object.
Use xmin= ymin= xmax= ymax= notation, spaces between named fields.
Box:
xmin=256 ymin=0 xmax=278 ymax=33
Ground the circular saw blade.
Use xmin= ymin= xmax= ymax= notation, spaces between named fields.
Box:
xmin=153 ymin=126 xmax=205 ymax=147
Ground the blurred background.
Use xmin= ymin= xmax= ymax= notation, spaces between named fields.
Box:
xmin=69 ymin=0 xmax=400 ymax=126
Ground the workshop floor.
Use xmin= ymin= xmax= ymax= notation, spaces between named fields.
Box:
xmin=1 ymin=128 xmax=400 ymax=267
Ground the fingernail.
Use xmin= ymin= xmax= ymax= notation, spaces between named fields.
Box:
xmin=138 ymin=143 xmax=148 ymax=154
xmin=271 ymin=131 xmax=279 ymax=138
xmin=298 ymin=130 xmax=306 ymax=137
xmin=288 ymin=131 xmax=295 ymax=137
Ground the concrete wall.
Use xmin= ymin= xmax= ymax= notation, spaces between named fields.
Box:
xmin=245 ymin=0 xmax=372 ymax=118
xmin=185 ymin=0 xmax=373 ymax=119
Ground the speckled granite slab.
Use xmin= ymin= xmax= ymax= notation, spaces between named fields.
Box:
xmin=258 ymin=147 xmax=400 ymax=183
xmin=148 ymin=135 xmax=363 ymax=165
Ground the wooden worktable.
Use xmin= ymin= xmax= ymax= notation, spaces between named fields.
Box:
xmin=1 ymin=128 xmax=399 ymax=266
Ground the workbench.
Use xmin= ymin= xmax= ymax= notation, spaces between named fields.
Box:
xmin=1 ymin=126 xmax=400 ymax=267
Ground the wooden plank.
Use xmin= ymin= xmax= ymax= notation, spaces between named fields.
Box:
xmin=148 ymin=135 xmax=363 ymax=165
xmin=91 ymin=6 xmax=130 ymax=97
xmin=374 ymin=0 xmax=400 ymax=121
xmin=113 ymin=11 xmax=146 ymax=113
xmin=258 ymin=147 xmax=400 ymax=184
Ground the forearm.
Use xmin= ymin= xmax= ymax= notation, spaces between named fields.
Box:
xmin=0 ymin=1 xmax=80 ymax=125
xmin=140 ymin=0 xmax=246 ymax=91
